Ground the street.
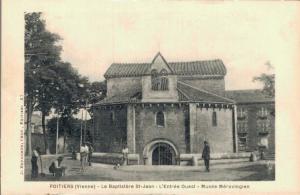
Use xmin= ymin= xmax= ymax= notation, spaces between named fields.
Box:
xmin=25 ymin=155 xmax=275 ymax=181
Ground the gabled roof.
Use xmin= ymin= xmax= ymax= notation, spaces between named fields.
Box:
xmin=225 ymin=89 xmax=274 ymax=103
xmin=177 ymin=81 xmax=234 ymax=103
xmin=104 ymin=53 xmax=226 ymax=78
xmin=150 ymin=52 xmax=174 ymax=74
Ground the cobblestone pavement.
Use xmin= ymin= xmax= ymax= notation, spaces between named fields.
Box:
xmin=25 ymin=155 xmax=275 ymax=181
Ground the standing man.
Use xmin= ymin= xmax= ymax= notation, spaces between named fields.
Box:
xmin=87 ymin=143 xmax=94 ymax=166
xmin=202 ymin=141 xmax=210 ymax=172
xmin=122 ymin=146 xmax=129 ymax=165
xmin=80 ymin=143 xmax=89 ymax=172
xmin=31 ymin=147 xmax=41 ymax=179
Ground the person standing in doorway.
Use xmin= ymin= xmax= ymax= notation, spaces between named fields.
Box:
xmin=31 ymin=147 xmax=41 ymax=179
xmin=202 ymin=141 xmax=210 ymax=172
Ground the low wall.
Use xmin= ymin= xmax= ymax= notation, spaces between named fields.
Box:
xmin=91 ymin=152 xmax=250 ymax=166
xmin=92 ymin=153 xmax=140 ymax=165
xmin=25 ymin=133 xmax=80 ymax=154
xmin=180 ymin=152 xmax=251 ymax=166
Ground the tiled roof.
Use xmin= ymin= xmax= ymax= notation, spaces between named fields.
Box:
xmin=96 ymin=85 xmax=142 ymax=104
xmin=104 ymin=63 xmax=151 ymax=78
xmin=169 ymin=60 xmax=226 ymax=76
xmin=104 ymin=59 xmax=226 ymax=78
xmin=96 ymin=81 xmax=234 ymax=105
xmin=177 ymin=81 xmax=234 ymax=103
xmin=225 ymin=90 xmax=274 ymax=103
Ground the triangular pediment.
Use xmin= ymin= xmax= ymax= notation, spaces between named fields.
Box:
xmin=147 ymin=52 xmax=173 ymax=74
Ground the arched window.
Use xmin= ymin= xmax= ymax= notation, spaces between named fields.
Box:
xmin=156 ymin=111 xmax=165 ymax=127
xmin=110 ymin=111 xmax=115 ymax=125
xmin=160 ymin=77 xmax=169 ymax=90
xmin=151 ymin=69 xmax=169 ymax=91
xmin=151 ymin=69 xmax=159 ymax=90
xmin=212 ymin=111 xmax=217 ymax=126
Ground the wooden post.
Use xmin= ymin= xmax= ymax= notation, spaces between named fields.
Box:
xmin=25 ymin=99 xmax=32 ymax=156
xmin=232 ymin=105 xmax=239 ymax=153
xmin=80 ymin=109 xmax=83 ymax=147
xmin=83 ymin=101 xmax=88 ymax=142
xmin=133 ymin=105 xmax=136 ymax=153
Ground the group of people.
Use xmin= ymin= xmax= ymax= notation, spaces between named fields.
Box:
xmin=31 ymin=141 xmax=211 ymax=179
xmin=31 ymin=142 xmax=94 ymax=179
xmin=31 ymin=147 xmax=66 ymax=179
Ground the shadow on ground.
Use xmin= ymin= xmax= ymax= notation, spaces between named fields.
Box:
xmin=226 ymin=164 xmax=275 ymax=181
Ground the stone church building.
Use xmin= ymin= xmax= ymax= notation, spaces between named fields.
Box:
xmin=92 ymin=53 xmax=275 ymax=165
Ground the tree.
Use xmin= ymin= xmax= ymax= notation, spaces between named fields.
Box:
xmin=88 ymin=81 xmax=107 ymax=105
xmin=25 ymin=13 xmax=87 ymax=154
xmin=25 ymin=12 xmax=62 ymax=155
xmin=51 ymin=63 xmax=90 ymax=152
xmin=253 ymin=62 xmax=275 ymax=116
xmin=47 ymin=117 xmax=94 ymax=152
xmin=86 ymin=81 xmax=107 ymax=118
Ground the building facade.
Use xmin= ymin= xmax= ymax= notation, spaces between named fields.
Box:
xmin=226 ymin=90 xmax=275 ymax=156
xmin=92 ymin=53 xmax=275 ymax=165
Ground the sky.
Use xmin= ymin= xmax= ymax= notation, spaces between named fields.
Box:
xmin=40 ymin=1 xmax=298 ymax=90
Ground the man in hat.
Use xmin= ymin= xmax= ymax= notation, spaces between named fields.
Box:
xmin=202 ymin=141 xmax=210 ymax=172
xmin=31 ymin=147 xmax=41 ymax=179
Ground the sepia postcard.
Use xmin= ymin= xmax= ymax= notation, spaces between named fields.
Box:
xmin=2 ymin=0 xmax=300 ymax=194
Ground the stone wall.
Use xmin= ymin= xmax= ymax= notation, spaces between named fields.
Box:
xmin=106 ymin=77 xmax=142 ymax=97
xmin=142 ymin=75 xmax=179 ymax=102
xmin=134 ymin=104 xmax=188 ymax=158
xmin=191 ymin=105 xmax=234 ymax=154
xmin=24 ymin=133 xmax=80 ymax=154
xmin=93 ymin=105 xmax=127 ymax=153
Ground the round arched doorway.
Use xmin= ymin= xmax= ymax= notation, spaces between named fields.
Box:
xmin=143 ymin=139 xmax=179 ymax=165
xmin=152 ymin=143 xmax=176 ymax=165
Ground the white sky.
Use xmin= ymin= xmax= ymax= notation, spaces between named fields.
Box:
xmin=40 ymin=1 xmax=299 ymax=90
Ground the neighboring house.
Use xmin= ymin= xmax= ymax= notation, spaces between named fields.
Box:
xmin=93 ymin=52 xmax=244 ymax=165
xmin=225 ymin=90 xmax=275 ymax=154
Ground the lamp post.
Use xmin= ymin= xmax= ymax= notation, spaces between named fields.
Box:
xmin=80 ymin=109 xmax=83 ymax=146
xmin=56 ymin=113 xmax=60 ymax=155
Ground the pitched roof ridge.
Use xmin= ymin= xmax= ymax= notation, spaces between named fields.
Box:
xmin=150 ymin=52 xmax=174 ymax=73
xmin=178 ymin=81 xmax=235 ymax=103
xmin=112 ymin=62 xmax=150 ymax=65
xmin=169 ymin=59 xmax=222 ymax=64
